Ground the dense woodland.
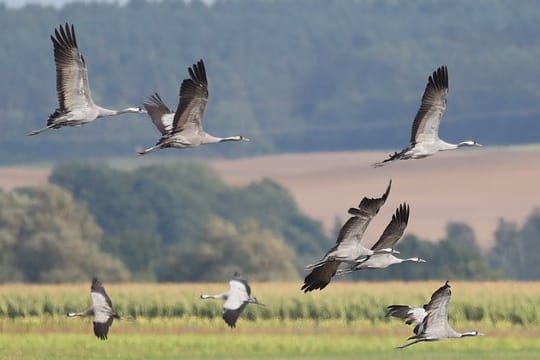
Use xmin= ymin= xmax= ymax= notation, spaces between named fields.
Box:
xmin=0 ymin=161 xmax=538 ymax=283
xmin=1 ymin=0 xmax=540 ymax=163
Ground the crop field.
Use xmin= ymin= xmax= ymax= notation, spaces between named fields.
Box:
xmin=0 ymin=281 xmax=539 ymax=359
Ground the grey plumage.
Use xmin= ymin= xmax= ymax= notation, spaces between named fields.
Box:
xmin=200 ymin=273 xmax=264 ymax=328
xmin=66 ymin=278 xmax=120 ymax=340
xmin=301 ymin=180 xmax=394 ymax=292
xmin=374 ymin=65 xmax=481 ymax=167
xmin=29 ymin=23 xmax=144 ymax=136
xmin=336 ymin=203 xmax=426 ymax=274
xmin=388 ymin=281 xmax=483 ymax=349
xmin=138 ymin=59 xmax=249 ymax=155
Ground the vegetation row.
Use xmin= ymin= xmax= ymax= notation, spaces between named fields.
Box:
xmin=0 ymin=282 xmax=538 ymax=326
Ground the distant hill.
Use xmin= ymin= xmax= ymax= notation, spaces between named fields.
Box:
xmin=1 ymin=0 xmax=540 ymax=164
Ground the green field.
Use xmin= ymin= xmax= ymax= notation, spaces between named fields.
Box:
xmin=0 ymin=282 xmax=539 ymax=359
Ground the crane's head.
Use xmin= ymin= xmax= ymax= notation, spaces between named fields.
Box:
xmin=462 ymin=330 xmax=484 ymax=337
xmin=458 ymin=140 xmax=482 ymax=147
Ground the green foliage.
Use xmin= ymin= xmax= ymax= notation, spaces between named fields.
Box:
xmin=49 ymin=161 xmax=328 ymax=281
xmin=0 ymin=282 xmax=538 ymax=327
xmin=158 ymin=217 xmax=300 ymax=281
xmin=347 ymin=222 xmax=498 ymax=281
xmin=1 ymin=1 xmax=540 ymax=163
xmin=0 ymin=185 xmax=129 ymax=282
xmin=489 ymin=210 xmax=540 ymax=280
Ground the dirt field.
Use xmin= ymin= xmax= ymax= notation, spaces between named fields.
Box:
xmin=211 ymin=145 xmax=540 ymax=248
xmin=1 ymin=145 xmax=539 ymax=248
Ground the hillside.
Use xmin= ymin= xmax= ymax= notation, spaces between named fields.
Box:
xmin=1 ymin=0 xmax=540 ymax=163
xmin=2 ymin=145 xmax=539 ymax=249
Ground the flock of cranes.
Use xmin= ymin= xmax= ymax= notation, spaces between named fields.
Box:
xmin=31 ymin=23 xmax=484 ymax=348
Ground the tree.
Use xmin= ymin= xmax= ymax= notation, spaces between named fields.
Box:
xmin=0 ymin=185 xmax=129 ymax=283
xmin=489 ymin=209 xmax=540 ymax=279
xmin=158 ymin=217 xmax=299 ymax=282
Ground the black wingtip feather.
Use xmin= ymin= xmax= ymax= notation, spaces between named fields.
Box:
xmin=429 ymin=65 xmax=448 ymax=91
xmin=395 ymin=203 xmax=410 ymax=225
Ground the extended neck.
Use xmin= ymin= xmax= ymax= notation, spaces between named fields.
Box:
xmin=200 ymin=293 xmax=227 ymax=300
xmin=98 ymin=106 xmax=143 ymax=117
xmin=67 ymin=307 xmax=92 ymax=317
xmin=460 ymin=330 xmax=481 ymax=337
xmin=203 ymin=134 xmax=249 ymax=144
xmin=401 ymin=257 xmax=426 ymax=264
xmin=457 ymin=140 xmax=481 ymax=147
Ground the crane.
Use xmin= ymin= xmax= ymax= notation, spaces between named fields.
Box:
xmin=138 ymin=59 xmax=250 ymax=155
xmin=387 ymin=281 xmax=484 ymax=349
xmin=335 ymin=203 xmax=426 ymax=275
xmin=374 ymin=65 xmax=481 ymax=167
xmin=29 ymin=23 xmax=144 ymax=136
xmin=200 ymin=273 xmax=265 ymax=328
xmin=66 ymin=278 xmax=121 ymax=340
xmin=301 ymin=180 xmax=395 ymax=292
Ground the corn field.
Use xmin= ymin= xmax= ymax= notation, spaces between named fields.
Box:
xmin=0 ymin=281 xmax=539 ymax=327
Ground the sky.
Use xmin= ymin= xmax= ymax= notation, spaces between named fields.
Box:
xmin=1 ymin=0 xmax=215 ymax=7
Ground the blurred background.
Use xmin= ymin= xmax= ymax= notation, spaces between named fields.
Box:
xmin=0 ymin=0 xmax=539 ymax=283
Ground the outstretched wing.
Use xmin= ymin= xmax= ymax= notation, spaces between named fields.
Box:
xmin=90 ymin=278 xmax=115 ymax=340
xmin=91 ymin=278 xmax=113 ymax=308
xmin=93 ymin=317 xmax=114 ymax=340
xmin=172 ymin=59 xmax=209 ymax=133
xmin=51 ymin=23 xmax=94 ymax=112
xmin=370 ymin=203 xmax=410 ymax=251
xmin=386 ymin=305 xmax=427 ymax=327
xmin=222 ymin=279 xmax=251 ymax=327
xmin=143 ymin=93 xmax=173 ymax=135
xmin=413 ymin=281 xmax=452 ymax=339
xmin=410 ymin=65 xmax=448 ymax=145
xmin=301 ymin=261 xmax=340 ymax=292
xmin=334 ymin=179 xmax=392 ymax=249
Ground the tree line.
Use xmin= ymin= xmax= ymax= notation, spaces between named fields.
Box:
xmin=0 ymin=161 xmax=538 ymax=283
xmin=1 ymin=0 xmax=540 ymax=164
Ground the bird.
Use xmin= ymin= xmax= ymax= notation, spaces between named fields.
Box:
xmin=28 ymin=23 xmax=145 ymax=136
xmin=301 ymin=180 xmax=396 ymax=292
xmin=374 ymin=65 xmax=481 ymax=167
xmin=335 ymin=203 xmax=426 ymax=275
xmin=387 ymin=281 xmax=484 ymax=349
xmin=138 ymin=59 xmax=250 ymax=155
xmin=66 ymin=278 xmax=121 ymax=340
xmin=200 ymin=273 xmax=265 ymax=328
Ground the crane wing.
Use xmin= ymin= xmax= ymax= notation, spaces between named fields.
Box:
xmin=410 ymin=65 xmax=448 ymax=145
xmin=222 ymin=279 xmax=251 ymax=327
xmin=370 ymin=203 xmax=410 ymax=251
xmin=51 ymin=23 xmax=94 ymax=113
xmin=301 ymin=261 xmax=340 ymax=292
xmin=414 ymin=281 xmax=452 ymax=339
xmin=334 ymin=179 xmax=392 ymax=249
xmin=90 ymin=278 xmax=116 ymax=339
xmin=93 ymin=317 xmax=114 ymax=340
xmin=223 ymin=279 xmax=250 ymax=311
xmin=172 ymin=59 xmax=209 ymax=134
xmin=386 ymin=305 xmax=426 ymax=326
xmin=91 ymin=278 xmax=113 ymax=308
xmin=143 ymin=93 xmax=174 ymax=135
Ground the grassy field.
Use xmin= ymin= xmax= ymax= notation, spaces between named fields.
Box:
xmin=0 ymin=282 xmax=539 ymax=359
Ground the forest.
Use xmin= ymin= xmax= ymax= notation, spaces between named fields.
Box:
xmin=1 ymin=0 xmax=540 ymax=163
xmin=0 ymin=161 xmax=538 ymax=283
